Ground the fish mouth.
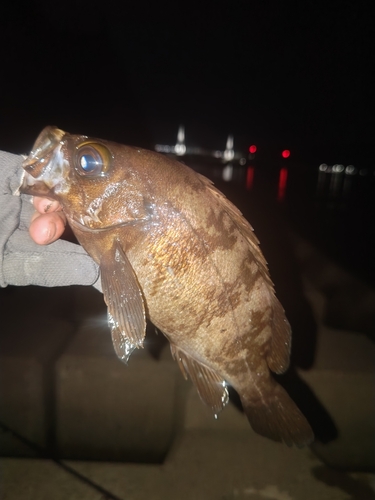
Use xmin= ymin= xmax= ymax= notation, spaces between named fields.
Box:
xmin=21 ymin=126 xmax=69 ymax=197
xmin=20 ymin=177 xmax=57 ymax=199
xmin=23 ymin=126 xmax=65 ymax=176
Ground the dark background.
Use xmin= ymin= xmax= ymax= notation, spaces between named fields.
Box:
xmin=1 ymin=0 xmax=374 ymax=285
xmin=1 ymin=0 xmax=374 ymax=161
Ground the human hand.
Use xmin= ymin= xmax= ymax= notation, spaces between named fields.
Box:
xmin=29 ymin=197 xmax=66 ymax=245
xmin=0 ymin=150 xmax=101 ymax=290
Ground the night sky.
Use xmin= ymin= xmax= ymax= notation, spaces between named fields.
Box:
xmin=1 ymin=1 xmax=374 ymax=160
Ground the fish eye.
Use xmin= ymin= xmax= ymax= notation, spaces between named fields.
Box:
xmin=75 ymin=142 xmax=112 ymax=176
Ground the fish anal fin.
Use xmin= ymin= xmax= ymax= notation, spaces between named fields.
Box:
xmin=170 ymin=344 xmax=229 ymax=415
xmin=267 ymin=295 xmax=292 ymax=374
xmin=101 ymin=241 xmax=146 ymax=362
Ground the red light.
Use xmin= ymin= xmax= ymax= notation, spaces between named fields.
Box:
xmin=249 ymin=145 xmax=257 ymax=154
xmin=246 ymin=166 xmax=254 ymax=190
xmin=281 ymin=149 xmax=290 ymax=159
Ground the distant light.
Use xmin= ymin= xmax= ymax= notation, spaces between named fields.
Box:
xmin=345 ymin=165 xmax=357 ymax=175
xmin=319 ymin=163 xmax=328 ymax=172
xmin=177 ymin=125 xmax=185 ymax=143
xmin=332 ymin=164 xmax=344 ymax=173
xmin=175 ymin=143 xmax=186 ymax=156
xmin=223 ymin=149 xmax=234 ymax=162
xmin=239 ymin=157 xmax=246 ymax=166
xmin=155 ymin=144 xmax=174 ymax=153
xmin=281 ymin=149 xmax=290 ymax=159
xmin=249 ymin=145 xmax=257 ymax=154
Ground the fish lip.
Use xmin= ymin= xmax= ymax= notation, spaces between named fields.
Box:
xmin=21 ymin=126 xmax=70 ymax=195
xmin=68 ymin=215 xmax=152 ymax=233
xmin=23 ymin=126 xmax=66 ymax=176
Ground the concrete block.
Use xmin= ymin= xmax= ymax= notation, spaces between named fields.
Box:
xmin=0 ymin=286 xmax=76 ymax=456
xmin=293 ymin=235 xmax=375 ymax=336
xmin=55 ymin=320 xmax=178 ymax=462
xmin=298 ymin=327 xmax=375 ymax=470
xmin=300 ymin=369 xmax=375 ymax=471
xmin=312 ymin=327 xmax=375 ymax=372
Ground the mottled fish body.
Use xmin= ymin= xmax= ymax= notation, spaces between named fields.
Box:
xmin=22 ymin=126 xmax=314 ymax=446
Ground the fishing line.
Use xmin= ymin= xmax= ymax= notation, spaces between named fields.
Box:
xmin=0 ymin=421 xmax=123 ymax=500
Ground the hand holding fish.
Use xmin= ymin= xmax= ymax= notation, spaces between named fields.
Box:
xmin=29 ymin=196 xmax=66 ymax=245
xmin=0 ymin=150 xmax=99 ymax=289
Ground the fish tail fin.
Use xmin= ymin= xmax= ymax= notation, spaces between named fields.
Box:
xmin=241 ymin=381 xmax=314 ymax=447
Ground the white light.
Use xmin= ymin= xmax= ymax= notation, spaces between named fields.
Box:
xmin=155 ymin=144 xmax=173 ymax=153
xmin=239 ymin=157 xmax=246 ymax=165
xmin=225 ymin=134 xmax=234 ymax=150
xmin=332 ymin=164 xmax=344 ymax=173
xmin=177 ymin=125 xmax=185 ymax=143
xmin=345 ymin=165 xmax=357 ymax=175
xmin=175 ymin=143 xmax=186 ymax=156
xmin=319 ymin=163 xmax=328 ymax=172
xmin=223 ymin=149 xmax=234 ymax=162
xmin=223 ymin=134 xmax=235 ymax=162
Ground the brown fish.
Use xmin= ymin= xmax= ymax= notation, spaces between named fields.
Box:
xmin=21 ymin=126 xmax=313 ymax=446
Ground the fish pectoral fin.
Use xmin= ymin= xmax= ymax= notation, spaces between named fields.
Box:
xmin=170 ymin=344 xmax=229 ymax=415
xmin=101 ymin=241 xmax=146 ymax=363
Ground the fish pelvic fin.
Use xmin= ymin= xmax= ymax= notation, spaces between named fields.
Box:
xmin=101 ymin=241 xmax=146 ymax=363
xmin=241 ymin=379 xmax=314 ymax=447
xmin=170 ymin=344 xmax=229 ymax=415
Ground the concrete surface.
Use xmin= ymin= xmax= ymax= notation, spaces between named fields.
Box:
xmin=1 ymin=236 xmax=375 ymax=499
xmin=0 ymin=287 xmax=76 ymax=457
xmin=55 ymin=322 xmax=177 ymax=462
xmin=1 ymin=431 xmax=375 ymax=499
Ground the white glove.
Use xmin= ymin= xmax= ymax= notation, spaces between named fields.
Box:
xmin=0 ymin=150 xmax=101 ymax=289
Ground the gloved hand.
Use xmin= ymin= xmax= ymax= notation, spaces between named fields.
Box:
xmin=0 ymin=150 xmax=101 ymax=290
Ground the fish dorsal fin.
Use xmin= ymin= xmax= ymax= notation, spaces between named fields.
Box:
xmin=170 ymin=344 xmax=229 ymax=415
xmin=101 ymin=241 xmax=146 ymax=363
xmin=198 ymin=174 xmax=292 ymax=375
xmin=266 ymin=294 xmax=292 ymax=374
xmin=197 ymin=173 xmax=271 ymax=286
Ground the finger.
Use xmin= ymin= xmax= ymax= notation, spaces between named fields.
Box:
xmin=33 ymin=196 xmax=63 ymax=214
xmin=29 ymin=212 xmax=66 ymax=245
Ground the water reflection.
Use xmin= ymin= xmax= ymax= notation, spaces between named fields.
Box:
xmin=277 ymin=167 xmax=288 ymax=201
xmin=246 ymin=166 xmax=255 ymax=190
xmin=315 ymin=163 xmax=372 ymax=204
xmin=222 ymin=163 xmax=233 ymax=181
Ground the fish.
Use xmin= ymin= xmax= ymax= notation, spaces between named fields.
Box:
xmin=21 ymin=126 xmax=314 ymax=446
